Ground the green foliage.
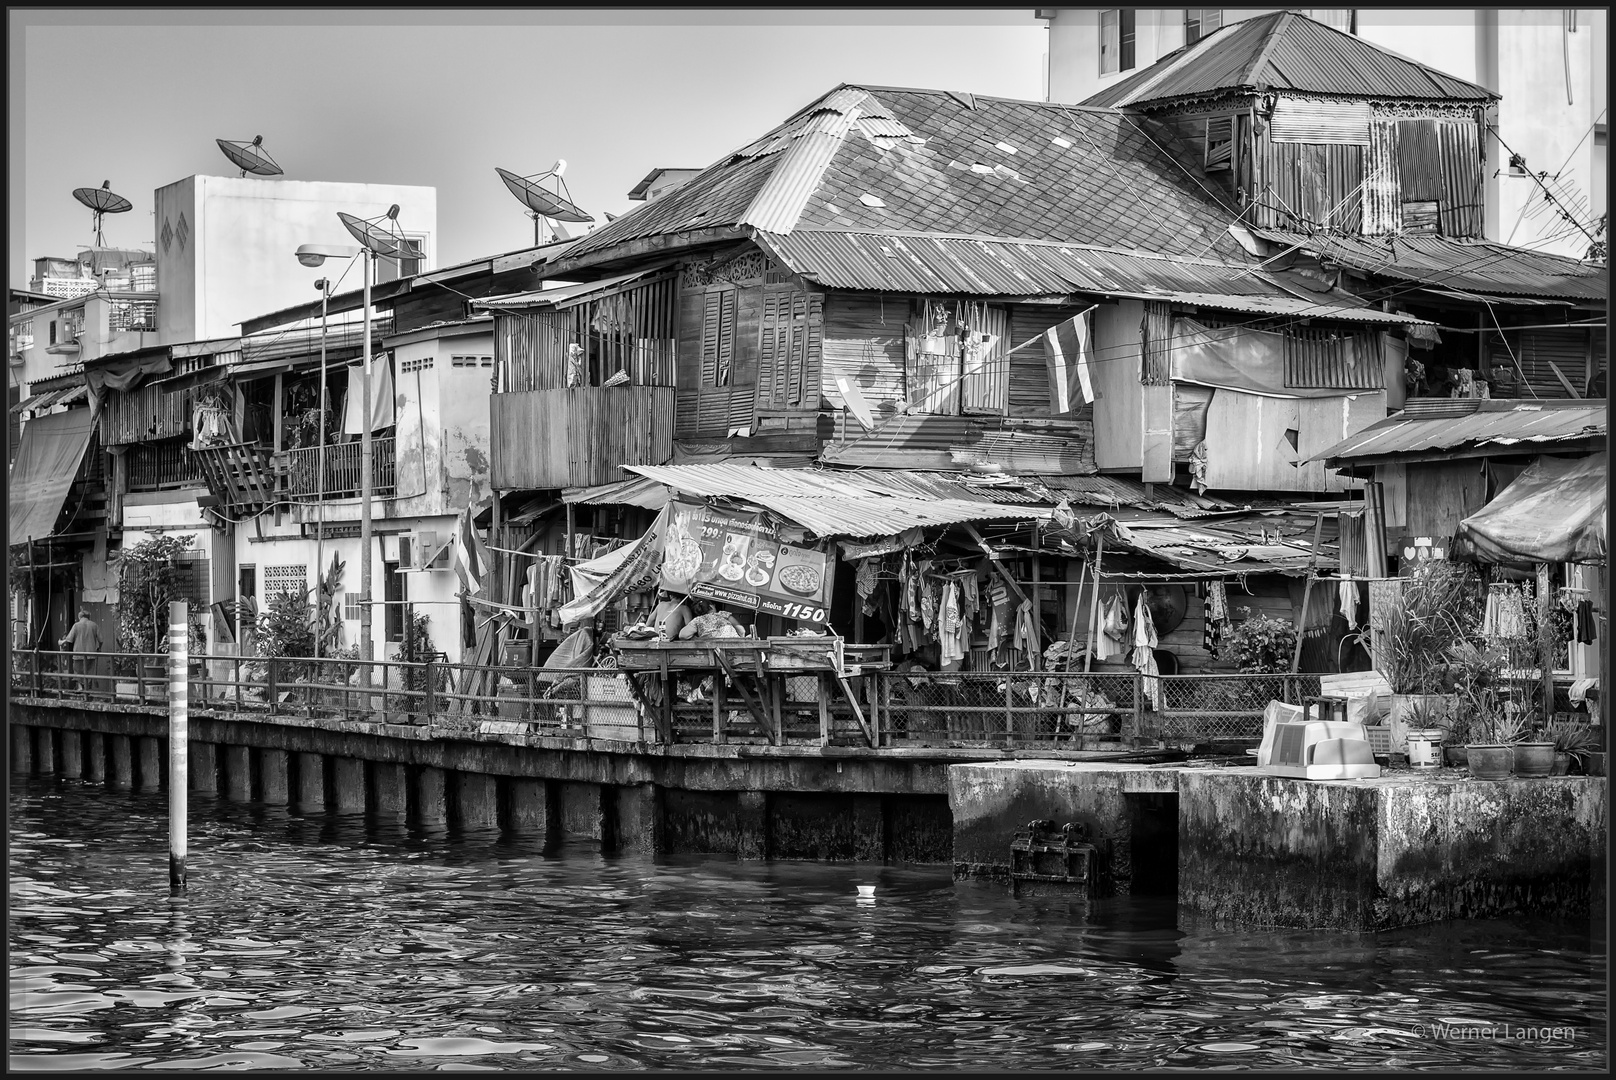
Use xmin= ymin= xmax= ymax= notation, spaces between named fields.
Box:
xmin=1446 ymin=639 xmax=1524 ymax=744
xmin=115 ymin=534 xmax=198 ymax=655
xmin=255 ymin=589 xmax=316 ymax=665
xmin=1382 ymin=562 xmax=1485 ymax=694
xmin=1216 ymin=608 xmax=1298 ymax=674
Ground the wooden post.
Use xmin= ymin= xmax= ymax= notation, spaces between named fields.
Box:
xmin=266 ymin=658 xmax=279 ymax=715
xmin=423 ymin=660 xmax=437 ymax=724
xmin=818 ymin=673 xmax=832 ymax=747
xmin=1030 ymin=525 xmax=1042 ymax=672
xmin=1290 ymin=512 xmax=1327 ymax=674
xmin=1538 ymin=562 xmax=1555 ymax=727
xmin=1084 ymin=534 xmax=1106 ymax=675
xmin=168 ymin=601 xmax=188 ymax=892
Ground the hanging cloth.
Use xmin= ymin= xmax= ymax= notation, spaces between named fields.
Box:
xmin=1337 ymin=579 xmax=1360 ymax=627
xmin=1012 ymin=599 xmax=1038 ymax=666
xmin=939 ymin=581 xmax=966 ymax=668
xmin=1131 ymin=590 xmax=1161 ymax=710
xmin=1575 ymin=599 xmax=1596 ymax=644
xmin=1097 ymin=593 xmax=1129 ymax=660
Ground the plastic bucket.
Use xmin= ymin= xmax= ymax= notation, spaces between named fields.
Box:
xmin=1407 ymin=729 xmax=1443 ymax=768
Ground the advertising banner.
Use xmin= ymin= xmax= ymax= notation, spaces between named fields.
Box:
xmin=659 ymin=499 xmax=832 ymax=625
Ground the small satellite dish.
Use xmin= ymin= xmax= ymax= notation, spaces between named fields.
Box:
xmin=494 ymin=166 xmax=594 ymax=223
xmin=216 ymin=135 xmax=283 ymax=177
xmin=337 ymin=211 xmax=424 ymax=262
xmin=72 ymin=180 xmax=133 ymax=246
xmin=834 ymin=376 xmax=875 ymax=431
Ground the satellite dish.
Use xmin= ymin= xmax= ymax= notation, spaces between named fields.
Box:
xmin=833 ymin=376 xmax=875 ymax=431
xmin=72 ymin=180 xmax=133 ymax=246
xmin=494 ymin=166 xmax=594 ymax=224
xmin=337 ymin=211 xmax=424 ymax=262
xmin=216 ymin=135 xmax=283 ymax=177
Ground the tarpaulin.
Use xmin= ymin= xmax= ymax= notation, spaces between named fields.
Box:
xmin=1170 ymin=318 xmax=1370 ymax=399
xmin=342 ymin=355 xmax=396 ymax=434
xmin=557 ymin=504 xmax=670 ymax=627
xmin=9 ymin=407 xmax=95 ymax=546
xmin=1454 ymin=452 xmax=1607 ymax=567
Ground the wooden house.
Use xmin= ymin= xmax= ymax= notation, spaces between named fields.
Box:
xmin=481 ymin=83 xmax=1428 ymax=511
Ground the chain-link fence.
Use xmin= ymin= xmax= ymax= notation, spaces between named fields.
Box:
xmin=879 ymin=670 xmax=1139 ymax=746
xmin=1150 ymin=673 xmax=1322 ymax=742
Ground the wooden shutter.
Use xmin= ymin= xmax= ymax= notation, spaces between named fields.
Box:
xmin=755 ymin=289 xmax=823 ymax=412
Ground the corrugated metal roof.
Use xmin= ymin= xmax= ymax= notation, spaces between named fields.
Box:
xmin=1312 ymin=400 xmax=1606 ymax=463
xmin=556 ymin=84 xmax=1253 ymax=271
xmin=1101 ymin=289 xmax=1430 ymax=324
xmin=1253 ymin=229 xmax=1608 ymax=302
xmin=1084 ymin=11 xmax=1495 ymax=109
xmin=620 ymin=463 xmax=1046 ymax=538
xmin=470 ymin=267 xmax=667 ymax=310
xmin=1108 ymin=515 xmax=1337 ymax=577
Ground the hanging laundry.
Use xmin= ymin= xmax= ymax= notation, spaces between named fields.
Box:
xmin=1337 ymin=579 xmax=1360 ymax=627
xmin=855 ymin=558 xmax=879 ymax=601
xmin=939 ymin=581 xmax=966 ymax=668
xmin=1012 ymin=599 xmax=1038 ymax=666
xmin=1096 ymin=593 xmax=1129 ymax=661
xmin=987 ymin=578 xmax=1011 ymax=653
xmin=1575 ymin=599 xmax=1597 ymax=644
xmin=1486 ymin=584 xmax=1529 ymax=640
xmin=1131 ymin=590 xmax=1161 ymax=710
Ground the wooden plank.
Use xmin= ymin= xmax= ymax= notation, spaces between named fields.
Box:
xmin=714 ymin=651 xmax=773 ymax=737
xmin=835 ymin=672 xmax=874 ymax=748
xmin=1141 ymin=382 xmax=1174 ymax=482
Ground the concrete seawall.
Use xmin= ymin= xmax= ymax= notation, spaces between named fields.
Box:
xmin=950 ymin=760 xmax=1607 ymax=931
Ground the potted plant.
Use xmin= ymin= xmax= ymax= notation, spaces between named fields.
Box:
xmin=1379 ymin=564 xmax=1479 ymax=748
xmin=1513 ymin=729 xmax=1558 ymax=777
xmin=1448 ymin=639 xmax=1522 ymax=780
xmin=1544 ymin=720 xmax=1598 ymax=775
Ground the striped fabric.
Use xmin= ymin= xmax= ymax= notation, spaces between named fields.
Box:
xmin=1042 ymin=312 xmax=1093 ymax=414
xmin=450 ymin=505 xmax=492 ymax=597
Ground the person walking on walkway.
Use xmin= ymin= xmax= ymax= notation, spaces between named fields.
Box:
xmin=59 ymin=608 xmax=103 ymax=695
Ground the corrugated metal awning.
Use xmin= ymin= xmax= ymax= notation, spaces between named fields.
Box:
xmin=1311 ymin=400 xmax=1607 ymax=463
xmin=621 ymin=463 xmax=1046 ymax=538
xmin=472 ymin=267 xmax=671 ymax=312
xmin=9 ymin=385 xmax=87 ymax=415
xmin=1101 ymin=290 xmax=1431 ymax=325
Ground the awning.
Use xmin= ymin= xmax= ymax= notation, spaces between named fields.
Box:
xmin=556 ymin=504 xmax=671 ymax=626
xmin=623 ymin=462 xmax=1047 ymax=538
xmin=472 ymin=266 xmax=670 ymax=312
xmin=1453 ymin=452 xmax=1606 ymax=567
xmin=9 ymin=407 xmax=96 ymax=547
xmin=561 ymin=476 xmax=670 ymax=509
xmin=9 ymin=385 xmax=87 ymax=415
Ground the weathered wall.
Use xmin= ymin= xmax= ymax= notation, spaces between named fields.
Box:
xmin=1178 ymin=768 xmax=1607 ymax=930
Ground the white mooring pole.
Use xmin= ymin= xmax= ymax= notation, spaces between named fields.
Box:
xmin=168 ymin=600 xmax=189 ymax=892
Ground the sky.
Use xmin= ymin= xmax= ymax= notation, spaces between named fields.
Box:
xmin=9 ymin=8 xmax=1048 ymax=286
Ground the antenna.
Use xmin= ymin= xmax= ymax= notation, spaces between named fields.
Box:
xmin=337 ymin=211 xmax=424 ymax=262
xmin=216 ymin=135 xmax=284 ymax=178
xmin=72 ymin=180 xmax=133 ymax=247
xmin=494 ymin=163 xmax=594 ymax=245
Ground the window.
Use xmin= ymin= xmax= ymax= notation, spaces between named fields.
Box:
xmin=1185 ymin=8 xmax=1221 ymax=44
xmin=755 ymin=290 xmax=824 ymax=411
xmin=450 ymin=354 xmax=493 ymax=368
xmin=372 ymin=235 xmax=426 ymax=285
xmin=904 ymin=301 xmax=1010 ymax=416
xmin=48 ymin=320 xmax=57 ymax=346
xmin=343 ymin=592 xmax=361 ymax=622
xmin=701 ymin=289 xmax=738 ymax=387
xmin=1205 ymin=116 xmax=1233 ymax=172
xmin=1100 ymin=9 xmax=1135 ymax=75
xmin=383 ymin=560 xmax=406 ymax=641
xmin=400 ymin=355 xmax=434 ymax=373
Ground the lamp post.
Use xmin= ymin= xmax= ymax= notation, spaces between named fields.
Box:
xmin=296 ymin=208 xmax=419 ymax=677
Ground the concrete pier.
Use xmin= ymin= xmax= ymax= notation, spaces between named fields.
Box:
xmin=295 ymin=753 xmax=327 ymax=811
xmin=413 ymin=766 xmax=447 ymax=825
xmin=1177 ymin=769 xmax=1608 ymax=931
xmin=332 ymin=757 xmax=366 ymax=813
xmin=370 ymin=762 xmax=408 ymax=818
xmin=615 ymin=783 xmax=664 ymax=855
xmin=109 ymin=735 xmax=134 ymax=788
xmin=455 ymin=772 xmax=500 ymax=829
xmin=11 ymin=724 xmax=31 ymax=773
xmin=852 ymin=795 xmax=886 ymax=862
xmin=36 ymin=727 xmax=56 ymax=774
xmin=558 ymin=781 xmax=605 ymax=839
xmin=85 ymin=732 xmax=106 ymax=782
xmin=59 ymin=730 xmax=83 ymax=778
xmin=259 ymin=749 xmax=290 ymax=806
xmin=137 ymin=736 xmax=163 ymax=791
xmin=190 ymin=742 xmax=218 ymax=794
xmin=507 ymin=777 xmax=551 ymax=837
xmin=223 ymin=745 xmax=253 ymax=801
xmin=736 ymin=790 xmax=769 ymax=860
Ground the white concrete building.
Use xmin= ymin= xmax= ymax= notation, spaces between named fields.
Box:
xmin=1041 ymin=7 xmax=1607 ymax=257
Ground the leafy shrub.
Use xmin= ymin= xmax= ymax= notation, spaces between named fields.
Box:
xmin=1216 ymin=608 xmax=1298 ymax=674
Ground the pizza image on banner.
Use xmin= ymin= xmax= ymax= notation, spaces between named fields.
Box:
xmin=769 ymin=545 xmax=828 ymax=602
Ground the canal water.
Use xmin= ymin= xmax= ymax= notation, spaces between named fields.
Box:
xmin=9 ymin=775 xmax=1606 ymax=1072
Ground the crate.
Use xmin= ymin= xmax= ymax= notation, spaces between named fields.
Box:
xmin=1365 ymin=725 xmax=1392 ymax=755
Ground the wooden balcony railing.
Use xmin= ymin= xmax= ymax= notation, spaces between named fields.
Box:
xmin=279 ymin=437 xmax=397 ymax=499
xmin=127 ymin=441 xmax=204 ymax=490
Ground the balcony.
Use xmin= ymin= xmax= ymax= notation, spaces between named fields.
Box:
xmin=491 ymin=385 xmax=674 ymax=490
xmin=279 ymin=437 xmax=397 ymax=499
xmin=127 ymin=440 xmax=204 ymax=490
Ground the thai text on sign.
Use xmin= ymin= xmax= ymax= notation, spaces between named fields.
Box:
xmin=659 ymin=499 xmax=832 ymax=625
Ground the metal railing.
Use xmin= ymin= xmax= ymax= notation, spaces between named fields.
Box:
xmin=128 ymin=441 xmax=204 ymax=489
xmin=279 ymin=437 xmax=396 ymax=498
xmin=12 ymin=648 xmax=1340 ymax=750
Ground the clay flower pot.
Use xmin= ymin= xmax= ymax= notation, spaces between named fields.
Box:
xmin=1444 ymin=745 xmax=1469 ymax=769
xmin=1513 ymin=742 xmax=1555 ymax=777
xmin=1551 ymin=752 xmax=1572 ymax=776
xmin=1466 ymin=743 xmax=1514 ymax=780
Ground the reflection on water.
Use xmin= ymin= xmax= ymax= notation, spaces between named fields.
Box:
xmin=8 ymin=775 xmax=1607 ymax=1071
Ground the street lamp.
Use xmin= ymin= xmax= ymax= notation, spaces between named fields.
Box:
xmin=295 ymin=208 xmax=420 ymax=672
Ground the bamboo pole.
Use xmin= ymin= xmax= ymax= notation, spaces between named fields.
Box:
xmin=1538 ymin=562 xmax=1555 ymax=728
xmin=1289 ymin=512 xmax=1326 ymax=675
xmin=168 ymin=600 xmax=188 ymax=892
xmin=1084 ymin=534 xmax=1106 ymax=676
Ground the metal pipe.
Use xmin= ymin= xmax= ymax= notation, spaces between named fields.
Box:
xmin=168 ymin=600 xmax=188 ymax=892
xmin=360 ymin=252 xmax=374 ymax=672
xmin=315 ymin=281 xmax=328 ymax=661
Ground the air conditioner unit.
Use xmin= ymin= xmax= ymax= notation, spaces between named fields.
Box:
xmin=1258 ymin=719 xmax=1380 ymax=780
xmin=414 ymin=529 xmax=450 ymax=570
